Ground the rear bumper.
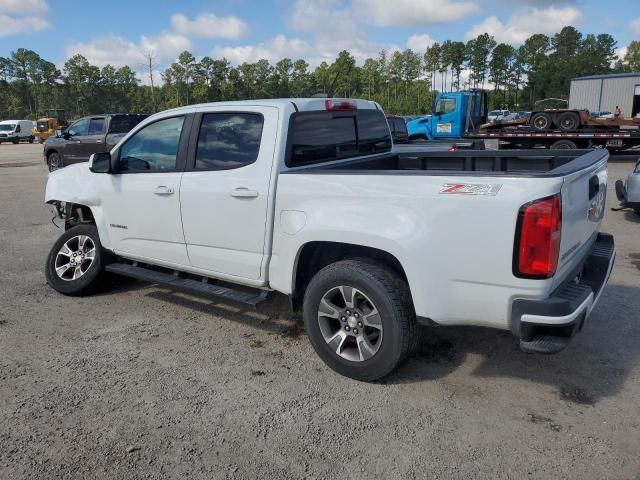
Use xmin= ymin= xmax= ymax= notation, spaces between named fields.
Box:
xmin=511 ymin=232 xmax=615 ymax=353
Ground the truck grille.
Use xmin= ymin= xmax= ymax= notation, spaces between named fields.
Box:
xmin=0 ymin=133 xmax=7 ymax=138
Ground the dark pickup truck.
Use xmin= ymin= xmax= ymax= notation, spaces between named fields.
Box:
xmin=43 ymin=113 xmax=147 ymax=171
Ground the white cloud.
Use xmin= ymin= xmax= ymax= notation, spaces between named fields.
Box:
xmin=286 ymin=0 xmax=400 ymax=65
xmin=352 ymin=0 xmax=478 ymax=26
xmin=170 ymin=12 xmax=248 ymax=40
xmin=0 ymin=0 xmax=49 ymax=37
xmin=631 ymin=17 xmax=640 ymax=35
xmin=212 ymin=35 xmax=315 ymax=65
xmin=615 ymin=46 xmax=627 ymax=62
xmin=466 ymin=6 xmax=583 ymax=45
xmin=406 ymin=34 xmax=436 ymax=52
xmin=0 ymin=14 xmax=49 ymax=37
xmin=0 ymin=0 xmax=47 ymax=14
xmin=65 ymin=32 xmax=191 ymax=68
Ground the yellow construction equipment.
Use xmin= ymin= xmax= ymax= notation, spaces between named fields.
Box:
xmin=33 ymin=109 xmax=68 ymax=144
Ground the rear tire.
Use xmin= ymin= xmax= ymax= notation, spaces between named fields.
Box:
xmin=303 ymin=259 xmax=417 ymax=382
xmin=45 ymin=224 xmax=104 ymax=296
xmin=550 ymin=139 xmax=577 ymax=150
xmin=531 ymin=112 xmax=552 ymax=131
xmin=558 ymin=112 xmax=580 ymax=131
xmin=37 ymin=137 xmax=44 ymax=144
xmin=12 ymin=138 xmax=18 ymax=144
xmin=29 ymin=136 xmax=34 ymax=144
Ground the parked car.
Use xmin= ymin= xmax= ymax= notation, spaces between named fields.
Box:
xmin=501 ymin=111 xmax=530 ymax=122
xmin=43 ymin=113 xmax=147 ymax=171
xmin=487 ymin=109 xmax=510 ymax=122
xmin=44 ymin=98 xmax=615 ymax=381
xmin=386 ymin=115 xmax=409 ymax=143
xmin=615 ymin=158 xmax=640 ymax=215
xmin=0 ymin=120 xmax=35 ymax=144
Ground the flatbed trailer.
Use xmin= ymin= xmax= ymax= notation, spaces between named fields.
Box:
xmin=467 ymin=127 xmax=640 ymax=152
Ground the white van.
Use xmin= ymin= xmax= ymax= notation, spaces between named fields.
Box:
xmin=0 ymin=120 xmax=35 ymax=144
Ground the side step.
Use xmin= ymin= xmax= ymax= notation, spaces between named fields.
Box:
xmin=105 ymin=263 xmax=269 ymax=306
xmin=520 ymin=335 xmax=571 ymax=354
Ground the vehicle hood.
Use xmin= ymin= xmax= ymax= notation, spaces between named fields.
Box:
xmin=407 ymin=116 xmax=431 ymax=135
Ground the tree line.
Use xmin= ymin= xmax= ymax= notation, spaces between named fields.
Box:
xmin=1 ymin=26 xmax=638 ymax=121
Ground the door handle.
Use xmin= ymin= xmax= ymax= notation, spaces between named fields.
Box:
xmin=96 ymin=140 xmax=103 ymax=143
xmin=153 ymin=186 xmax=175 ymax=195
xmin=230 ymin=187 xmax=259 ymax=198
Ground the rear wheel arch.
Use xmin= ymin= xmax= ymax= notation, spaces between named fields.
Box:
xmin=291 ymin=241 xmax=410 ymax=309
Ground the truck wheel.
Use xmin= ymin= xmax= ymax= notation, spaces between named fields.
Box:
xmin=558 ymin=112 xmax=580 ymax=131
xmin=45 ymin=224 xmax=104 ymax=296
xmin=550 ymin=140 xmax=577 ymax=149
xmin=47 ymin=152 xmax=62 ymax=172
xmin=29 ymin=136 xmax=34 ymax=144
xmin=37 ymin=137 xmax=44 ymax=144
xmin=12 ymin=138 xmax=18 ymax=144
xmin=303 ymin=259 xmax=417 ymax=381
xmin=531 ymin=112 xmax=552 ymax=131
xmin=615 ymin=180 xmax=627 ymax=202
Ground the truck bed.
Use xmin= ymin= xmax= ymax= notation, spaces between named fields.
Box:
xmin=288 ymin=148 xmax=607 ymax=177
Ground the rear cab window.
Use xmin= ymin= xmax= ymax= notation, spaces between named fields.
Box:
xmin=109 ymin=115 xmax=148 ymax=134
xmin=287 ymin=109 xmax=391 ymax=167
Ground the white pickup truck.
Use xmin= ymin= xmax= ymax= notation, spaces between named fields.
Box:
xmin=44 ymin=98 xmax=615 ymax=381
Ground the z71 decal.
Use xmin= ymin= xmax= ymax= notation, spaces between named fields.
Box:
xmin=439 ymin=183 xmax=502 ymax=196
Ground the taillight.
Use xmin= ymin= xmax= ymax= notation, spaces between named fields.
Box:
xmin=325 ymin=99 xmax=357 ymax=112
xmin=514 ymin=194 xmax=562 ymax=278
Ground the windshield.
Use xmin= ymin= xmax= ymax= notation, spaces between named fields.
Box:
xmin=0 ymin=124 xmax=16 ymax=131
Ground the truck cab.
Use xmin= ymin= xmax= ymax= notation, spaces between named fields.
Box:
xmin=407 ymin=90 xmax=488 ymax=141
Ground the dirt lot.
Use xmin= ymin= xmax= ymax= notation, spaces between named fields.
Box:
xmin=1 ymin=143 xmax=639 ymax=479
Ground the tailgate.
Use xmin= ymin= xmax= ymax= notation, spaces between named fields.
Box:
xmin=553 ymin=150 xmax=609 ymax=289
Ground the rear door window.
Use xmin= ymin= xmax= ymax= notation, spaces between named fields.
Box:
xmin=288 ymin=109 xmax=391 ymax=167
xmin=194 ymin=113 xmax=264 ymax=170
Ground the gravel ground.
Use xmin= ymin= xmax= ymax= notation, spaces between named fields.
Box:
xmin=1 ymin=144 xmax=639 ymax=480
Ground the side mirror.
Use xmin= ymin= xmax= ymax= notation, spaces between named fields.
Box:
xmin=89 ymin=152 xmax=112 ymax=173
xmin=62 ymin=130 xmax=71 ymax=139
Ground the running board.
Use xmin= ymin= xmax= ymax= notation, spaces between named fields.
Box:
xmin=105 ymin=263 xmax=269 ymax=306
xmin=519 ymin=335 xmax=571 ymax=354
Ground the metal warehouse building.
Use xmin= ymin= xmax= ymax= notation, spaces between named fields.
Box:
xmin=569 ymin=72 xmax=640 ymax=118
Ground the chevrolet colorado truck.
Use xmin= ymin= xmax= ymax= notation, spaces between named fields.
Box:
xmin=43 ymin=113 xmax=147 ymax=172
xmin=44 ymin=98 xmax=615 ymax=381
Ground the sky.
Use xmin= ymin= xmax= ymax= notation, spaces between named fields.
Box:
xmin=0 ymin=0 xmax=639 ymax=83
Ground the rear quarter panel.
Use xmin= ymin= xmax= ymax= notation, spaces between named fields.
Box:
xmin=270 ymin=172 xmax=565 ymax=330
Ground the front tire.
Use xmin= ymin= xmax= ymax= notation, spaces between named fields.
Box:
xmin=45 ymin=224 xmax=104 ymax=296
xmin=47 ymin=152 xmax=62 ymax=172
xmin=303 ymin=260 xmax=417 ymax=381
